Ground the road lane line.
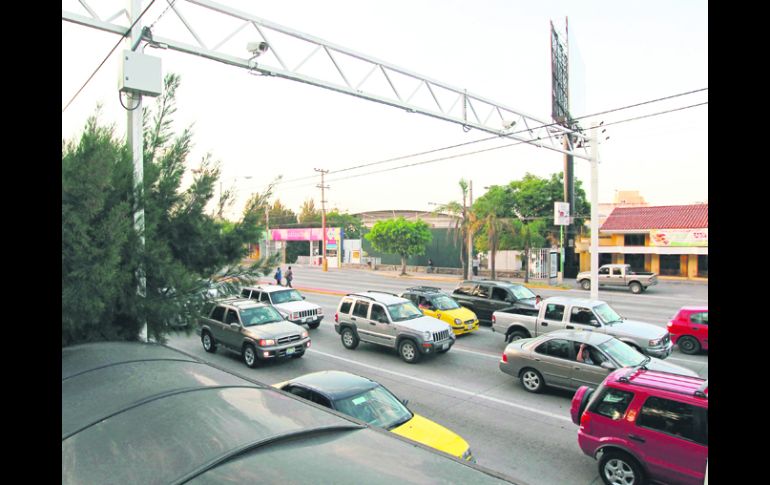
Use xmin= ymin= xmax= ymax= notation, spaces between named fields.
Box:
xmin=308 ymin=348 xmax=571 ymax=423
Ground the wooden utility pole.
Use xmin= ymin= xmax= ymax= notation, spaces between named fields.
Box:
xmin=315 ymin=168 xmax=330 ymax=272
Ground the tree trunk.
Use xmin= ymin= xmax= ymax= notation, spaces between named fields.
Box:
xmin=400 ymin=256 xmax=407 ymax=276
xmin=524 ymin=245 xmax=530 ymax=283
xmin=491 ymin=237 xmax=497 ymax=280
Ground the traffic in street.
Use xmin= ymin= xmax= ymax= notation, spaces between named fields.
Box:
xmin=166 ymin=265 xmax=708 ymax=485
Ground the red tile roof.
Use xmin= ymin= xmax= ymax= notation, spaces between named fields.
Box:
xmin=600 ymin=204 xmax=708 ymax=231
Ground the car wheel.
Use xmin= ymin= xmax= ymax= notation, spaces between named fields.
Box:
xmin=399 ymin=339 xmax=422 ymax=364
xmin=629 ymin=282 xmax=642 ymax=294
xmin=677 ymin=336 xmax=701 ymax=355
xmin=242 ymin=344 xmax=259 ymax=368
xmin=507 ymin=330 xmax=528 ymax=343
xmin=520 ymin=368 xmax=544 ymax=393
xmin=308 ymin=321 xmax=321 ymax=329
xmin=580 ymin=279 xmax=590 ymax=291
xmin=599 ymin=451 xmax=645 ymax=485
xmin=341 ymin=328 xmax=359 ymax=349
xmin=201 ymin=331 xmax=217 ymax=353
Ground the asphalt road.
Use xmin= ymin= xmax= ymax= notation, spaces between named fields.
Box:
xmin=166 ymin=265 xmax=708 ymax=485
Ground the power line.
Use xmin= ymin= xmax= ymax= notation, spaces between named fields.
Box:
xmin=269 ymin=87 xmax=707 ymax=188
xmin=277 ymin=100 xmax=707 ymax=191
xmin=62 ymin=0 xmax=158 ymax=113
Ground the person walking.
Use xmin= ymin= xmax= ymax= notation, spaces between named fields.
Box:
xmin=285 ymin=266 xmax=294 ymax=288
xmin=427 ymin=258 xmax=434 ymax=273
xmin=274 ymin=267 xmax=283 ymax=286
xmin=472 ymin=255 xmax=480 ymax=277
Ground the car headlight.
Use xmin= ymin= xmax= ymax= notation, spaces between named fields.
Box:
xmin=423 ymin=331 xmax=433 ymax=341
xmin=291 ymin=312 xmax=298 ymax=320
xmin=454 ymin=318 xmax=462 ymax=325
xmin=258 ymin=339 xmax=276 ymax=346
xmin=301 ymin=330 xmax=309 ymax=339
xmin=461 ymin=447 xmax=474 ymax=461
xmin=317 ymin=308 xmax=323 ymax=315
xmin=649 ymin=338 xmax=662 ymax=346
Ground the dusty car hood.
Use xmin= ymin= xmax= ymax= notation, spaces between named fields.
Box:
xmin=606 ymin=319 xmax=667 ymax=340
xmin=390 ymin=413 xmax=469 ymax=459
xmin=244 ymin=321 xmax=305 ymax=339
xmin=644 ymin=358 xmax=698 ymax=377
xmin=399 ymin=315 xmax=452 ymax=333
xmin=273 ymin=300 xmax=321 ymax=313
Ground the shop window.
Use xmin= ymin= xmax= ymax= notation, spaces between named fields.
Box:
xmin=697 ymin=255 xmax=708 ymax=277
xmin=659 ymin=255 xmax=682 ymax=276
xmin=599 ymin=253 xmax=613 ymax=266
xmin=624 ymin=234 xmax=645 ymax=246
xmin=625 ymin=254 xmax=645 ymax=272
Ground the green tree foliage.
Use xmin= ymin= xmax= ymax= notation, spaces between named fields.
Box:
xmin=326 ymin=210 xmax=365 ymax=239
xmin=472 ymin=186 xmax=510 ymax=279
xmin=365 ymin=217 xmax=432 ymax=275
xmin=298 ymin=199 xmax=322 ymax=224
xmin=268 ymin=199 xmax=299 ymax=227
xmin=433 ymin=179 xmax=475 ymax=278
xmin=62 ymin=74 xmax=278 ymax=347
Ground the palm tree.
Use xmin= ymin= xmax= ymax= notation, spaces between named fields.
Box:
xmin=433 ymin=179 xmax=474 ymax=279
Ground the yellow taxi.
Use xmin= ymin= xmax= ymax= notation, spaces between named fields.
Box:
xmin=275 ymin=371 xmax=474 ymax=462
xmin=400 ymin=286 xmax=479 ymax=335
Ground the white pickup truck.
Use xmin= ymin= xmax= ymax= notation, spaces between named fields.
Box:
xmin=576 ymin=264 xmax=658 ymax=294
xmin=491 ymin=296 xmax=672 ymax=359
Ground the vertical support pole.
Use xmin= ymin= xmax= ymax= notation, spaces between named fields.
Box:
xmin=128 ymin=0 xmax=147 ymax=341
xmin=468 ymin=180 xmax=473 ymax=279
xmin=315 ymin=168 xmax=329 ymax=272
xmin=590 ymin=123 xmax=599 ymax=300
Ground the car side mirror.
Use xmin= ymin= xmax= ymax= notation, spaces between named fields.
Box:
xmin=600 ymin=361 xmax=616 ymax=370
xmin=378 ymin=316 xmax=389 ymax=323
xmin=589 ymin=319 xmax=600 ymax=326
xmin=302 ymin=296 xmax=306 ymax=300
xmin=401 ymin=399 xmax=409 ymax=407
xmin=229 ymin=322 xmax=240 ymax=329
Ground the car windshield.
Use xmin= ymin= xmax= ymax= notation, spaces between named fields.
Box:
xmin=594 ymin=303 xmax=623 ymax=324
xmin=432 ymin=295 xmax=460 ymax=310
xmin=505 ymin=284 xmax=536 ymax=300
xmin=598 ymin=338 xmax=646 ymax=367
xmin=387 ymin=302 xmax=423 ymax=322
xmin=239 ymin=306 xmax=284 ymax=326
xmin=333 ymin=385 xmax=413 ymax=429
xmin=270 ymin=290 xmax=304 ymax=304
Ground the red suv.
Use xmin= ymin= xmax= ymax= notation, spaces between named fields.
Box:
xmin=667 ymin=306 xmax=708 ymax=355
xmin=571 ymin=367 xmax=708 ymax=485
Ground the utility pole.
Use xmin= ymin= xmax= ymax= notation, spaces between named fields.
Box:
xmin=265 ymin=205 xmax=270 ymax=259
xmin=315 ymin=168 xmax=330 ymax=272
xmin=589 ymin=123 xmax=599 ymax=300
xmin=468 ymin=180 xmax=473 ymax=280
xmin=128 ymin=0 xmax=147 ymax=342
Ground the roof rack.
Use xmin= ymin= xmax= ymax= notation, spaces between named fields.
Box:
xmin=405 ymin=286 xmax=443 ymax=293
xmin=366 ymin=290 xmax=399 ymax=297
xmin=617 ymin=367 xmax=708 ymax=400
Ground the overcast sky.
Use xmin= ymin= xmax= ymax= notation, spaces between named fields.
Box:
xmin=62 ymin=0 xmax=708 ymax=219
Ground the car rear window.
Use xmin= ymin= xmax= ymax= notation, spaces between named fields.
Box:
xmin=339 ymin=299 xmax=354 ymax=314
xmin=589 ymin=387 xmax=634 ymax=420
xmin=637 ymin=397 xmax=708 ymax=445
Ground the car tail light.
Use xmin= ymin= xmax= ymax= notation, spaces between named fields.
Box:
xmin=492 ymin=314 xmax=496 ymax=324
xmin=501 ymin=353 xmax=508 ymax=363
xmin=334 ymin=312 xmax=338 ymax=323
xmin=580 ymin=412 xmax=591 ymax=431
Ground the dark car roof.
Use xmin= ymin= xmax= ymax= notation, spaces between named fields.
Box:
xmin=285 ymin=370 xmax=381 ymax=400
xmin=458 ymin=280 xmax=525 ymax=287
xmin=62 ymin=342 xmax=518 ymax=485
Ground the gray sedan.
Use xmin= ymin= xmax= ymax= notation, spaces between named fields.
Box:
xmin=499 ymin=330 xmax=696 ymax=393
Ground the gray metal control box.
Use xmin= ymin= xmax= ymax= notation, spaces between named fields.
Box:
xmin=119 ymin=51 xmax=162 ymax=97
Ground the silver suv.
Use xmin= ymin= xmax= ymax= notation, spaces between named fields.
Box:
xmin=197 ymin=298 xmax=310 ymax=367
xmin=241 ymin=285 xmax=323 ymax=329
xmin=334 ymin=291 xmax=455 ymax=363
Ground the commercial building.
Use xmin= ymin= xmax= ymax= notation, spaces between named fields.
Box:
xmin=577 ymin=204 xmax=708 ymax=280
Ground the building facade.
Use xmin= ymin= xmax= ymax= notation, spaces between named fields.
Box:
xmin=577 ymin=204 xmax=708 ymax=280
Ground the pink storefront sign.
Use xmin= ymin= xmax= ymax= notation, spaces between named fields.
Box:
xmin=269 ymin=228 xmax=340 ymax=245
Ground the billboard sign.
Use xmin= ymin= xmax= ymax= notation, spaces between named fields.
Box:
xmin=649 ymin=229 xmax=708 ymax=247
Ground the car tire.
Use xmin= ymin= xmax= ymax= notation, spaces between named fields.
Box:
xmin=580 ymin=279 xmax=590 ymax=291
xmin=599 ymin=450 xmax=645 ymax=485
xmin=507 ymin=329 xmax=529 ymax=343
xmin=677 ymin=336 xmax=701 ymax=355
xmin=341 ymin=327 xmax=359 ymax=349
xmin=629 ymin=282 xmax=642 ymax=294
xmin=308 ymin=321 xmax=321 ymax=329
xmin=520 ymin=368 xmax=544 ymax=393
xmin=242 ymin=344 xmax=259 ymax=368
xmin=201 ymin=331 xmax=217 ymax=353
xmin=399 ymin=339 xmax=422 ymax=364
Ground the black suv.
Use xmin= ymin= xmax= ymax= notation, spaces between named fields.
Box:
xmin=451 ymin=280 xmax=537 ymax=322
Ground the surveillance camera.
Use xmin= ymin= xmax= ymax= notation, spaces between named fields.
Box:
xmin=503 ymin=120 xmax=516 ymax=130
xmin=247 ymin=41 xmax=269 ymax=56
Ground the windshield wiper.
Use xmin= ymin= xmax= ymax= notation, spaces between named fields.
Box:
xmin=387 ymin=414 xmax=414 ymax=430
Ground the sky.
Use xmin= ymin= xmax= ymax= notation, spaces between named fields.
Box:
xmin=62 ymin=0 xmax=708 ymax=220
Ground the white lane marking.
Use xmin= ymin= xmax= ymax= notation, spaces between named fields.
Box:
xmin=308 ymin=348 xmax=572 ymax=423
xmin=452 ymin=346 xmax=502 ymax=359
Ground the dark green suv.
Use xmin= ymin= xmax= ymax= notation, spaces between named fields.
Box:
xmin=451 ymin=280 xmax=537 ymax=322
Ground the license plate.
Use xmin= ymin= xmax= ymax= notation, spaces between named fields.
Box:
xmin=466 ymin=324 xmax=474 ymax=330
xmin=441 ymin=343 xmax=449 ymax=350
xmin=303 ymin=317 xmax=310 ymax=322
xmin=286 ymin=347 xmax=295 ymax=355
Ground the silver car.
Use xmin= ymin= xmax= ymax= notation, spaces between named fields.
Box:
xmin=499 ymin=330 xmax=697 ymax=393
